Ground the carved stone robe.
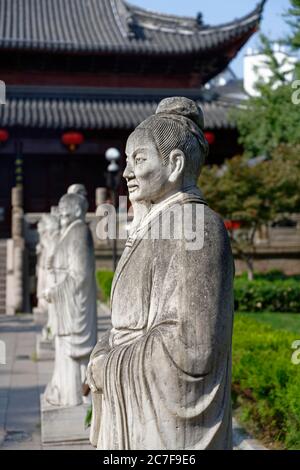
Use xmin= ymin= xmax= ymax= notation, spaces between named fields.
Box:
xmin=44 ymin=230 xmax=60 ymax=338
xmin=36 ymin=237 xmax=48 ymax=313
xmin=91 ymin=190 xmax=234 ymax=449
xmin=45 ymin=219 xmax=97 ymax=407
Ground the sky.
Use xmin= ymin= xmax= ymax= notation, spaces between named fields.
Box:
xmin=132 ymin=0 xmax=292 ymax=77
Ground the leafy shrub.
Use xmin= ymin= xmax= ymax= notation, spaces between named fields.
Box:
xmin=233 ymin=315 xmax=300 ymax=449
xmin=236 ymin=270 xmax=300 ymax=282
xmin=234 ymin=278 xmax=300 ymax=313
xmin=85 ymin=405 xmax=92 ymax=429
xmin=96 ymin=270 xmax=114 ymax=303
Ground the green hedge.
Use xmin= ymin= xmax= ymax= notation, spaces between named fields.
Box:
xmin=96 ymin=269 xmax=300 ymax=313
xmin=233 ymin=315 xmax=300 ymax=449
xmin=96 ymin=270 xmax=114 ymax=303
xmin=234 ymin=278 xmax=300 ymax=313
xmin=237 ymin=270 xmax=300 ymax=282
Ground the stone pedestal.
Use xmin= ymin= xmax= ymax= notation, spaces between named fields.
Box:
xmin=36 ymin=334 xmax=54 ymax=360
xmin=40 ymin=395 xmax=90 ymax=445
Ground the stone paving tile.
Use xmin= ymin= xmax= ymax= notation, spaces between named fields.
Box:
xmin=0 ymin=315 xmax=42 ymax=450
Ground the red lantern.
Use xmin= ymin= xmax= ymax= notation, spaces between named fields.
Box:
xmin=61 ymin=131 xmax=84 ymax=151
xmin=232 ymin=221 xmax=242 ymax=230
xmin=0 ymin=129 xmax=9 ymax=143
xmin=204 ymin=131 xmax=215 ymax=145
xmin=224 ymin=220 xmax=242 ymax=231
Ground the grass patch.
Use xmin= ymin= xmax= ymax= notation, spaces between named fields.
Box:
xmin=85 ymin=405 xmax=92 ymax=429
xmin=237 ymin=312 xmax=300 ymax=334
xmin=96 ymin=270 xmax=114 ymax=304
xmin=233 ymin=313 xmax=300 ymax=449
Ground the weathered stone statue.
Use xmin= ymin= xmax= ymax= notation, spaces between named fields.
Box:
xmin=67 ymin=183 xmax=89 ymax=217
xmin=44 ymin=193 xmax=97 ymax=407
xmin=35 ymin=217 xmax=48 ymax=315
xmin=35 ymin=213 xmax=60 ymax=359
xmin=87 ymin=97 xmax=234 ymax=450
xmin=41 ymin=213 xmax=60 ymax=340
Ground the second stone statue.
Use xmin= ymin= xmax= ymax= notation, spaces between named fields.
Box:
xmin=43 ymin=192 xmax=97 ymax=407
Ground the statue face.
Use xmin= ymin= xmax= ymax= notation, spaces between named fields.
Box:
xmin=124 ymin=130 xmax=172 ymax=204
xmin=59 ymin=203 xmax=79 ymax=231
xmin=37 ymin=220 xmax=46 ymax=234
xmin=45 ymin=218 xmax=60 ymax=234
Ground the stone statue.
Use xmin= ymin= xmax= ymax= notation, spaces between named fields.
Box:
xmin=44 ymin=193 xmax=97 ymax=407
xmin=35 ymin=217 xmax=48 ymax=315
xmin=41 ymin=213 xmax=60 ymax=340
xmin=68 ymin=183 xmax=87 ymax=198
xmin=87 ymin=97 xmax=234 ymax=450
xmin=67 ymin=183 xmax=89 ymax=217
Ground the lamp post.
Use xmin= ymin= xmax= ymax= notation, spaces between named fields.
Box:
xmin=105 ymin=147 xmax=121 ymax=271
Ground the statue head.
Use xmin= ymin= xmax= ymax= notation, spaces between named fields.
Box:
xmin=124 ymin=97 xmax=208 ymax=204
xmin=50 ymin=206 xmax=59 ymax=216
xmin=67 ymin=183 xmax=87 ymax=198
xmin=58 ymin=193 xmax=85 ymax=232
xmin=37 ymin=217 xmax=46 ymax=235
xmin=67 ymin=184 xmax=88 ymax=214
xmin=43 ymin=214 xmax=60 ymax=235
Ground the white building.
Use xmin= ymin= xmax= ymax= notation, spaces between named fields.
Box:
xmin=244 ymin=44 xmax=297 ymax=96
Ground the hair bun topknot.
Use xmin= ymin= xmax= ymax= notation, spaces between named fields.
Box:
xmin=156 ymin=97 xmax=204 ymax=131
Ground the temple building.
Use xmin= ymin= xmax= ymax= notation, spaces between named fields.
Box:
xmin=0 ymin=0 xmax=266 ymax=238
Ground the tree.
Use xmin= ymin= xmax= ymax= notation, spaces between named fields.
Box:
xmin=215 ymin=5 xmax=300 ymax=280
xmin=234 ymin=35 xmax=300 ymax=158
xmin=199 ymin=150 xmax=300 ymax=280
xmin=286 ymin=0 xmax=300 ymax=50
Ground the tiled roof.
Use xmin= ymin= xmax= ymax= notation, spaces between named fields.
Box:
xmin=0 ymin=0 xmax=266 ymax=54
xmin=0 ymin=86 xmax=235 ymax=130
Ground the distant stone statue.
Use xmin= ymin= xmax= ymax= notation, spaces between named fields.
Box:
xmin=35 ymin=217 xmax=48 ymax=315
xmin=44 ymin=193 xmax=97 ymax=407
xmin=87 ymin=97 xmax=234 ymax=450
xmin=67 ymin=183 xmax=89 ymax=216
xmin=41 ymin=213 xmax=60 ymax=340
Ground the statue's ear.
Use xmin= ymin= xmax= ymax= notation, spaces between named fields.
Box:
xmin=75 ymin=206 xmax=82 ymax=218
xmin=168 ymin=149 xmax=185 ymax=183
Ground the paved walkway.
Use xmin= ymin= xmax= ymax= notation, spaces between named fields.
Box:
xmin=0 ymin=305 xmax=111 ymax=450
xmin=0 ymin=307 xmax=265 ymax=450
xmin=0 ymin=315 xmax=44 ymax=449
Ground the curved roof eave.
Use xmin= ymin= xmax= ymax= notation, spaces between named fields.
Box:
xmin=0 ymin=0 xmax=266 ymax=55
xmin=125 ymin=0 xmax=266 ymax=35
